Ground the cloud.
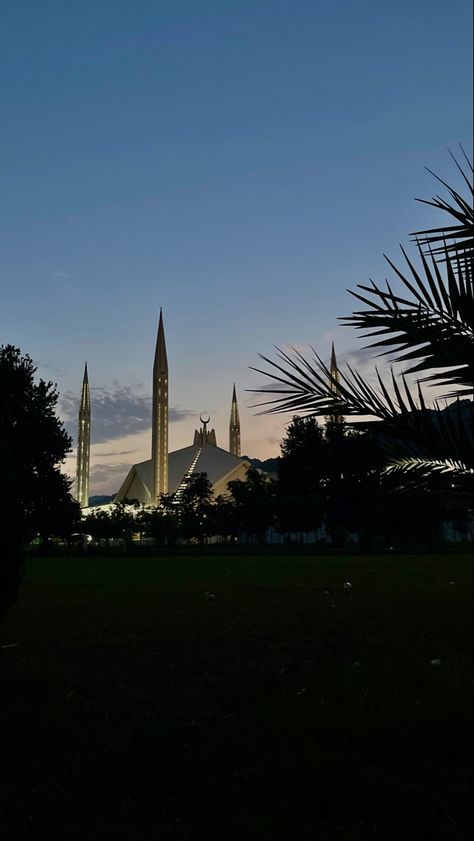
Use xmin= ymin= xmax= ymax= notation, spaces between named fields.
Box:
xmin=60 ymin=383 xmax=196 ymax=444
xmin=281 ymin=341 xmax=317 ymax=354
xmin=340 ymin=345 xmax=379 ymax=367
xmin=94 ymin=449 xmax=138 ymax=457
xmin=38 ymin=359 xmax=64 ymax=378
xmin=342 ymin=346 xmax=370 ymax=363
xmin=88 ymin=461 xmax=134 ymax=493
xmin=49 ymin=270 xmax=78 ymax=296
xmin=337 ymin=345 xmax=411 ymax=386
xmin=90 ymin=462 xmax=133 ymax=481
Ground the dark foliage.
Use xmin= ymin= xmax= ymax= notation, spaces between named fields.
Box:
xmin=0 ymin=345 xmax=75 ymax=618
xmin=241 ymin=455 xmax=280 ymax=474
xmin=227 ymin=468 xmax=275 ymax=542
xmin=276 ymin=416 xmax=417 ymax=545
xmin=179 ymin=473 xmax=214 ymax=543
xmin=137 ymin=505 xmax=179 ymax=547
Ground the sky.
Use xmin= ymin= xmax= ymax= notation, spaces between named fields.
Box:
xmin=1 ymin=0 xmax=472 ymax=495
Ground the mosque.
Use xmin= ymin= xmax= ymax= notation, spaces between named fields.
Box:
xmin=75 ymin=311 xmax=252 ymax=508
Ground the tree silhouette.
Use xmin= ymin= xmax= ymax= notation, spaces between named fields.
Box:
xmin=0 ymin=345 xmax=74 ymax=618
xmin=227 ymin=467 xmax=274 ymax=542
xmin=138 ymin=505 xmax=179 ymax=547
xmin=179 ymin=472 xmax=214 ymax=543
xmin=277 ymin=416 xmax=384 ymax=543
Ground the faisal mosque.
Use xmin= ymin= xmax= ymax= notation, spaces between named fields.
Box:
xmin=75 ymin=311 xmax=252 ymax=509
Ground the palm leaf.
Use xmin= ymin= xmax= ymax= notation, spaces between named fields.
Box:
xmin=249 ymin=352 xmax=473 ymax=475
xmin=250 ymin=154 xmax=474 ymax=491
xmin=412 ymin=149 xmax=474 ymax=260
xmin=342 ymin=244 xmax=473 ymax=394
xmin=384 ymin=460 xmax=472 ymax=496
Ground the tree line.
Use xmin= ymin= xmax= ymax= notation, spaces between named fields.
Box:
xmin=79 ymin=417 xmax=466 ymax=550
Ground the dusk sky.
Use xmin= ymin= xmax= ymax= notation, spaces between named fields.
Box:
xmin=1 ymin=0 xmax=472 ymax=495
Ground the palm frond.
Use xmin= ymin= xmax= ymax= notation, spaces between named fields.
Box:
xmin=385 ymin=457 xmax=473 ymax=496
xmin=412 ymin=148 xmax=474 ymax=260
xmin=380 ymin=399 xmax=473 ymax=470
xmin=251 ymin=153 xmax=474 ymax=492
xmin=386 ymin=456 xmax=466 ymax=474
xmin=250 ymin=350 xmax=473 ymax=472
xmin=342 ymin=244 xmax=473 ymax=394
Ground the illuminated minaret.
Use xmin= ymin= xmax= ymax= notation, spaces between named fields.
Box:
xmin=229 ymin=384 xmax=241 ymax=456
xmin=151 ymin=309 xmax=169 ymax=503
xmin=329 ymin=343 xmax=343 ymax=425
xmin=76 ymin=362 xmax=91 ymax=508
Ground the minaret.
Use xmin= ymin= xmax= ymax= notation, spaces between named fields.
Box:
xmin=76 ymin=362 xmax=91 ymax=508
xmin=229 ymin=384 xmax=241 ymax=456
xmin=329 ymin=343 xmax=343 ymax=425
xmin=151 ymin=309 xmax=169 ymax=503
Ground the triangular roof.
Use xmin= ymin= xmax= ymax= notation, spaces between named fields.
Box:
xmin=115 ymin=443 xmax=252 ymax=504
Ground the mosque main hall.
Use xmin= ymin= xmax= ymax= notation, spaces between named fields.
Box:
xmin=76 ymin=311 xmax=252 ymax=509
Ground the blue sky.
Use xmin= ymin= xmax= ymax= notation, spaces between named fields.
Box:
xmin=1 ymin=0 xmax=472 ymax=493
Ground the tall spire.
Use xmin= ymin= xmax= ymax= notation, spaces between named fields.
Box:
xmin=330 ymin=343 xmax=339 ymax=391
xmin=229 ymin=384 xmax=241 ymax=456
xmin=151 ymin=309 xmax=169 ymax=503
xmin=76 ymin=362 xmax=91 ymax=508
xmin=328 ymin=343 xmax=343 ymax=425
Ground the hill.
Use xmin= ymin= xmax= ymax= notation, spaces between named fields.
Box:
xmin=242 ymin=455 xmax=279 ymax=475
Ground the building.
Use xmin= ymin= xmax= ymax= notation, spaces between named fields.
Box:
xmin=76 ymin=362 xmax=91 ymax=508
xmin=229 ymin=384 xmax=241 ymax=456
xmin=151 ymin=308 xmax=168 ymax=502
xmin=114 ymin=428 xmax=251 ymax=505
xmin=105 ymin=310 xmax=250 ymax=506
xmin=328 ymin=342 xmax=343 ymax=425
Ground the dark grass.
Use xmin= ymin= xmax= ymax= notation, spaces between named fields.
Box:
xmin=0 ymin=553 xmax=472 ymax=840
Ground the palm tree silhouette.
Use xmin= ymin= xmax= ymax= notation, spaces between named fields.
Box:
xmin=250 ymin=150 xmax=473 ymax=493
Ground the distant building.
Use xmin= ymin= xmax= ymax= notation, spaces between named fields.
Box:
xmin=76 ymin=319 xmax=345 ymax=509
xmin=114 ymin=436 xmax=251 ymax=505
xmin=76 ymin=310 xmax=250 ymax=509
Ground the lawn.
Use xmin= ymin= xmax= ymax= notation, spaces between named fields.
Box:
xmin=0 ymin=552 xmax=472 ymax=840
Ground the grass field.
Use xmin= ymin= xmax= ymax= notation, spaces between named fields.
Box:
xmin=0 ymin=552 xmax=472 ymax=840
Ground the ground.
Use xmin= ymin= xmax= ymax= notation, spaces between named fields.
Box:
xmin=0 ymin=551 xmax=472 ymax=840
